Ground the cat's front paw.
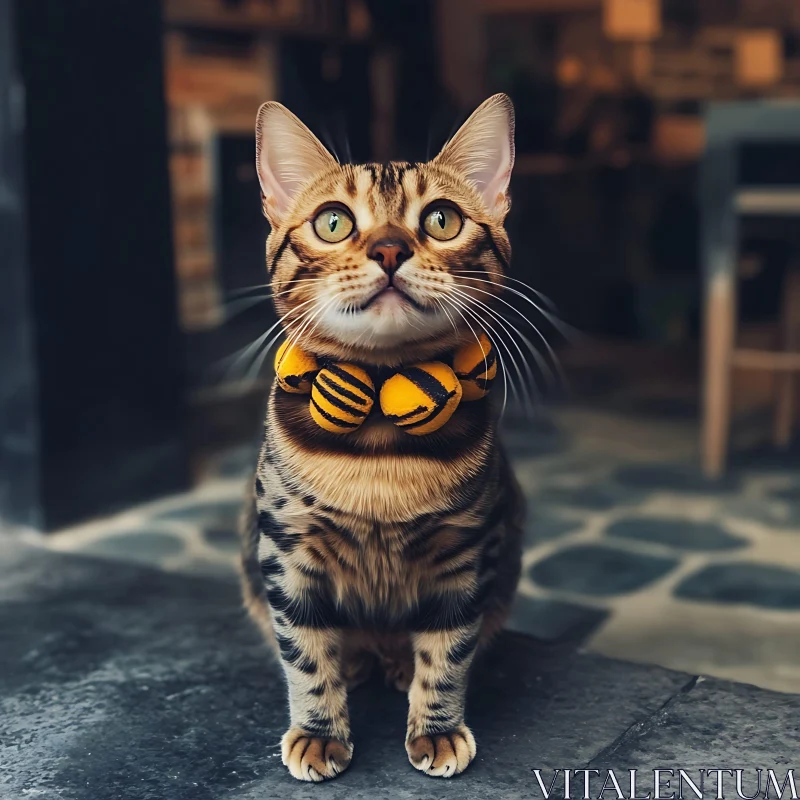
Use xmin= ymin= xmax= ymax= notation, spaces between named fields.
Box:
xmin=281 ymin=728 xmax=353 ymax=782
xmin=406 ymin=723 xmax=476 ymax=777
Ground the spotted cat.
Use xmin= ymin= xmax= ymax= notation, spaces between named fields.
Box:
xmin=240 ymin=94 xmax=525 ymax=781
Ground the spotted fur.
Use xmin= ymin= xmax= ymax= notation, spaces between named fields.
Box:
xmin=240 ymin=94 xmax=525 ymax=782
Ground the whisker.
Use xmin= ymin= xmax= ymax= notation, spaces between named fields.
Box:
xmin=215 ymin=295 xmax=321 ymax=380
xmin=225 ymin=276 xmax=326 ymax=309
xmin=299 ymin=296 xmax=341 ymax=351
xmin=447 ymin=287 xmax=541 ymax=411
xmin=416 ymin=276 xmax=539 ymax=410
xmin=229 ymin=312 xmax=310 ymax=382
xmin=221 ymin=293 xmax=273 ymax=321
xmin=452 ymin=271 xmax=577 ymax=340
xmin=433 ymin=297 xmax=460 ymax=337
xmin=452 ymin=295 xmax=538 ymax=414
xmin=227 ymin=283 xmax=271 ymax=299
xmin=453 ymin=297 xmax=528 ymax=415
xmin=441 ymin=296 xmax=508 ymax=416
xmin=448 ymin=281 xmax=564 ymax=395
xmin=432 ymin=295 xmax=489 ymax=381
xmin=454 ymin=270 xmax=561 ymax=315
xmin=222 ymin=281 xmax=326 ymax=321
xmin=244 ymin=331 xmax=283 ymax=384
xmin=447 ymin=277 xmax=565 ymax=381
xmin=241 ymin=299 xmax=332 ymax=384
xmin=443 ymin=296 xmax=518 ymax=417
xmin=286 ymin=295 xmax=338 ymax=353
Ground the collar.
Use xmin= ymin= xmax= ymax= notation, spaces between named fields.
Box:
xmin=274 ymin=334 xmax=496 ymax=436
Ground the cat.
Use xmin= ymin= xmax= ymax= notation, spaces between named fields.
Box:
xmin=239 ymin=93 xmax=525 ymax=782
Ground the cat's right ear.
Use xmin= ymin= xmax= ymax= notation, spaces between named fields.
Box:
xmin=255 ymin=102 xmax=337 ymax=225
xmin=434 ymin=94 xmax=515 ymax=219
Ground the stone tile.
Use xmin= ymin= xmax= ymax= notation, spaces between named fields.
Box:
xmin=154 ymin=498 xmax=241 ymax=527
xmin=537 ymin=483 xmax=645 ymax=511
xmin=505 ymin=594 xmax=609 ymax=643
xmin=202 ymin=525 xmax=239 ymax=553
xmin=215 ymin=442 xmax=259 ymax=478
xmin=614 ymin=464 xmax=740 ymax=494
xmin=675 ymin=563 xmax=800 ymax=610
xmin=534 ymin=452 xmax=618 ymax=480
xmin=153 ymin=500 xmax=242 ymax=555
xmin=0 ymin=541 xmax=696 ymax=799
xmin=605 ymin=517 xmax=748 ymax=551
xmin=530 ymin=545 xmax=678 ymax=596
xmin=592 ymin=676 xmax=800 ymax=769
xmin=770 ymin=484 xmax=800 ymax=507
xmin=500 ymin=415 xmax=570 ymax=457
xmin=523 ymin=508 xmax=583 ymax=546
xmin=723 ymin=496 xmax=800 ymax=529
xmin=77 ymin=530 xmax=184 ymax=564
xmin=589 ymin=600 xmax=800 ymax=693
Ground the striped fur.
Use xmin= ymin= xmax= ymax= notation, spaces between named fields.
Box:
xmin=241 ymin=94 xmax=524 ymax=782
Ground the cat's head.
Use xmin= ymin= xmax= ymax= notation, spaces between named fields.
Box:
xmin=256 ymin=94 xmax=514 ymax=367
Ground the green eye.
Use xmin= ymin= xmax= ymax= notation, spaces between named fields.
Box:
xmin=313 ymin=206 xmax=355 ymax=243
xmin=422 ymin=205 xmax=463 ymax=241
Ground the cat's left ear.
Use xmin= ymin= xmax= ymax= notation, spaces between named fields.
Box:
xmin=434 ymin=94 xmax=515 ymax=218
xmin=255 ymin=102 xmax=338 ymax=225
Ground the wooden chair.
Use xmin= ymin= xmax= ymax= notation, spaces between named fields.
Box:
xmin=702 ymin=102 xmax=800 ymax=478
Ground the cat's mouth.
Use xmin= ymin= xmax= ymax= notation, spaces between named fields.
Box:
xmin=359 ymin=285 xmax=426 ymax=313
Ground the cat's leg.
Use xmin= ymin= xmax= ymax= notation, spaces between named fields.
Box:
xmin=341 ymin=630 xmax=375 ymax=692
xmin=376 ymin=633 xmax=415 ymax=692
xmin=405 ymin=621 xmax=481 ymax=777
xmin=260 ymin=539 xmax=352 ymax=781
xmin=272 ymin=615 xmax=353 ymax=781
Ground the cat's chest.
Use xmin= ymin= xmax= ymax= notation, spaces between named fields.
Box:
xmin=256 ymin=493 xmax=427 ymax=618
xmin=279 ymin=451 xmax=465 ymax=521
xmin=264 ymin=386 xmax=495 ymax=523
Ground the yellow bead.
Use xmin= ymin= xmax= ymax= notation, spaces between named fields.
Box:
xmin=274 ymin=340 xmax=318 ymax=394
xmin=379 ymin=361 xmax=462 ymax=436
xmin=309 ymin=363 xmax=375 ymax=434
xmin=453 ymin=332 xmax=496 ymax=401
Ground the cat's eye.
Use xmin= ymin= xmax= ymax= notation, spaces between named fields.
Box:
xmin=312 ymin=206 xmax=355 ymax=243
xmin=422 ymin=205 xmax=463 ymax=241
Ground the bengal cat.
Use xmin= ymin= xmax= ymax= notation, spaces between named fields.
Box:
xmin=239 ymin=94 xmax=525 ymax=782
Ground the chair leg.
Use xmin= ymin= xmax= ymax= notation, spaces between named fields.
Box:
xmin=774 ymin=269 xmax=800 ymax=448
xmin=703 ymin=273 xmax=737 ymax=478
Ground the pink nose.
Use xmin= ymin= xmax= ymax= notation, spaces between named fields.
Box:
xmin=368 ymin=239 xmax=412 ymax=274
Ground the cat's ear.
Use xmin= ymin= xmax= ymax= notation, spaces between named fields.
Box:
xmin=255 ymin=102 xmax=338 ymax=224
xmin=434 ymin=94 xmax=515 ymax=218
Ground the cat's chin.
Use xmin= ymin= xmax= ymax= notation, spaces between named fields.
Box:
xmin=317 ymin=299 xmax=453 ymax=350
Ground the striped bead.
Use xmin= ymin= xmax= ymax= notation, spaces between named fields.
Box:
xmin=379 ymin=361 xmax=463 ymax=436
xmin=274 ymin=340 xmax=319 ymax=394
xmin=453 ymin=332 xmax=496 ymax=401
xmin=309 ymin=363 xmax=375 ymax=434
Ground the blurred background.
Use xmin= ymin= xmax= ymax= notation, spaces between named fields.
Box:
xmin=2 ymin=0 xmax=800 ymax=693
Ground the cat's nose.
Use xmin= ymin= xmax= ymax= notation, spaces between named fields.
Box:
xmin=368 ymin=239 xmax=412 ymax=275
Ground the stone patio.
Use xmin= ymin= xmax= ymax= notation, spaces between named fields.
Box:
xmin=2 ymin=538 xmax=797 ymax=800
